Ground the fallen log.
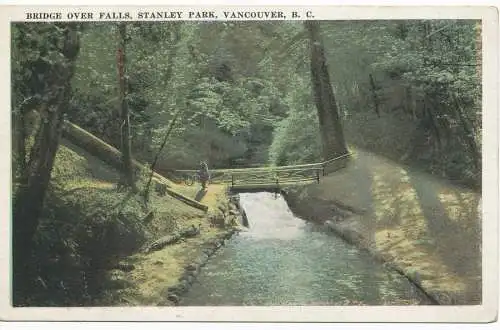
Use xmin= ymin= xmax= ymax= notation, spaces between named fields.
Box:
xmin=62 ymin=120 xmax=209 ymax=212
xmin=62 ymin=120 xmax=153 ymax=180
xmin=144 ymin=233 xmax=182 ymax=253
xmin=144 ymin=225 xmax=201 ymax=253
xmin=166 ymin=189 xmax=208 ymax=212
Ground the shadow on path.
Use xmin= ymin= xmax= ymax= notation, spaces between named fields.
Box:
xmin=407 ymin=169 xmax=481 ymax=304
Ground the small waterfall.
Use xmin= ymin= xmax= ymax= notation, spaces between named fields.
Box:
xmin=238 ymin=192 xmax=305 ymax=240
xmin=180 ymin=192 xmax=432 ymax=306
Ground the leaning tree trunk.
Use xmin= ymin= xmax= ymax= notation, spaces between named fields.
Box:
xmin=12 ymin=24 xmax=80 ymax=304
xmin=143 ymin=110 xmax=181 ymax=203
xmin=305 ymin=21 xmax=348 ymax=160
xmin=142 ymin=23 xmax=183 ymax=203
xmin=117 ymin=23 xmax=137 ymax=191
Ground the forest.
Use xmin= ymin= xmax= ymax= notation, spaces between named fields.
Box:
xmin=11 ymin=20 xmax=481 ymax=306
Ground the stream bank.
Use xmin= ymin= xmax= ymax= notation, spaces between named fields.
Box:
xmin=164 ymin=193 xmax=246 ymax=305
xmin=92 ymin=185 xmax=244 ymax=307
xmin=282 ymin=188 xmax=440 ymax=305
xmin=282 ymin=149 xmax=482 ymax=305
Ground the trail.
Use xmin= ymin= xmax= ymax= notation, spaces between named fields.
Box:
xmin=285 ymin=148 xmax=482 ymax=304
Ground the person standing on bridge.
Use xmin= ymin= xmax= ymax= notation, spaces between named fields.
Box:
xmin=198 ymin=160 xmax=210 ymax=190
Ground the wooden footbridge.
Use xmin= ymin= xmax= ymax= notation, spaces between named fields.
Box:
xmin=173 ymin=153 xmax=351 ymax=192
xmin=60 ymin=119 xmax=350 ymax=210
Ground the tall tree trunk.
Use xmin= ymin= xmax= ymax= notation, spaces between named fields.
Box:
xmin=305 ymin=21 xmax=348 ymax=160
xmin=117 ymin=23 xmax=137 ymax=191
xmin=13 ymin=96 xmax=42 ymax=183
xmin=13 ymin=109 xmax=27 ymax=181
xmin=12 ymin=24 xmax=80 ymax=304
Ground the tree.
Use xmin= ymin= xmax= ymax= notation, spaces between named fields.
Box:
xmin=12 ymin=23 xmax=81 ymax=304
xmin=305 ymin=21 xmax=348 ymax=160
xmin=117 ymin=23 xmax=137 ymax=191
xmin=142 ymin=109 xmax=181 ymax=203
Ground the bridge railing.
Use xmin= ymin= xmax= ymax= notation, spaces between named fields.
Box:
xmin=172 ymin=152 xmax=351 ymax=187
xmin=229 ymin=166 xmax=323 ymax=188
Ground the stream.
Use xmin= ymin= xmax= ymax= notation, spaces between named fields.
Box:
xmin=181 ymin=192 xmax=431 ymax=306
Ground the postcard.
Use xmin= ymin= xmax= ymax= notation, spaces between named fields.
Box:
xmin=0 ymin=3 xmax=498 ymax=323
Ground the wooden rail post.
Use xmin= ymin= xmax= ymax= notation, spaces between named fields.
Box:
xmin=316 ymin=169 xmax=320 ymax=183
xmin=231 ymin=174 xmax=234 ymax=187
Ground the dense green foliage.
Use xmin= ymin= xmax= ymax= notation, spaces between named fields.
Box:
xmin=67 ymin=22 xmax=289 ymax=170
xmin=321 ymin=20 xmax=481 ymax=184
xmin=61 ymin=21 xmax=481 ymax=185
xmin=13 ymin=20 xmax=482 ymax=182
xmin=268 ymin=76 xmax=322 ymax=165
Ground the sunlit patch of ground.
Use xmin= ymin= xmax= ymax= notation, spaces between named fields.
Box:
xmin=202 ymin=184 xmax=227 ymax=209
xmin=167 ymin=182 xmax=199 ymax=199
xmin=62 ymin=179 xmax=115 ymax=191
xmin=368 ymin=163 xmax=477 ymax=298
xmin=437 ymin=190 xmax=480 ymax=230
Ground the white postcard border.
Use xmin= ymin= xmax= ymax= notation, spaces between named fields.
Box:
xmin=0 ymin=4 xmax=497 ymax=323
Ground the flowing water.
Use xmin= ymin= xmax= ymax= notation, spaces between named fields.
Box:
xmin=181 ymin=192 xmax=431 ymax=306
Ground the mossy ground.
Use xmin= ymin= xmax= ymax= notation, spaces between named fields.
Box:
xmin=29 ymin=139 xmax=231 ymax=306
xmin=95 ymin=184 xmax=230 ymax=307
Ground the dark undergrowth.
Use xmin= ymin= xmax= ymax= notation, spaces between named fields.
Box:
xmin=13 ymin=142 xmax=202 ymax=307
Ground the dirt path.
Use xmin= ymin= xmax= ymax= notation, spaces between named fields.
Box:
xmin=286 ymin=148 xmax=481 ymax=304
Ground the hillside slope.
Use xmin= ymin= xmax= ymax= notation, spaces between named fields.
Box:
xmin=23 ymin=139 xmax=227 ymax=306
